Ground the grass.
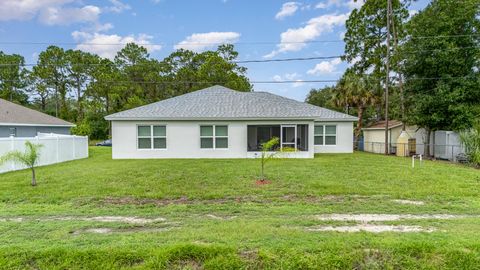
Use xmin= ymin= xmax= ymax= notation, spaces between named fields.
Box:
xmin=0 ymin=147 xmax=480 ymax=269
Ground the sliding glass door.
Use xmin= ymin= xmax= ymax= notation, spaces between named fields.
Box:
xmin=281 ymin=125 xmax=296 ymax=150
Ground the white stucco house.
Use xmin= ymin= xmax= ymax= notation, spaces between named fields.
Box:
xmin=105 ymin=85 xmax=357 ymax=159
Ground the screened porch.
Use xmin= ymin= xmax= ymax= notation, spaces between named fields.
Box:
xmin=247 ymin=125 xmax=309 ymax=152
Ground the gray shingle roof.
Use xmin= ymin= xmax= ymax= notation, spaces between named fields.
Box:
xmin=0 ymin=98 xmax=74 ymax=126
xmin=105 ymin=85 xmax=357 ymax=121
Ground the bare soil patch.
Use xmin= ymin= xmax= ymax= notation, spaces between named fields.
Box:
xmin=71 ymin=226 xmax=173 ymax=235
xmin=255 ymin=180 xmax=271 ymax=185
xmin=0 ymin=216 xmax=166 ymax=224
xmin=392 ymin=199 xmax=425 ymax=205
xmin=205 ymin=214 xmax=237 ymax=220
xmin=315 ymin=214 xmax=471 ymax=222
xmin=308 ymin=224 xmax=435 ymax=233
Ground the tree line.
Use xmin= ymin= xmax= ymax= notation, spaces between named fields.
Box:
xmin=0 ymin=44 xmax=251 ymax=139
xmin=306 ymin=0 xmax=480 ymax=150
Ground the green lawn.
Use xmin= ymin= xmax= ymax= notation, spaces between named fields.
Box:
xmin=1 ymin=148 xmax=480 ymax=269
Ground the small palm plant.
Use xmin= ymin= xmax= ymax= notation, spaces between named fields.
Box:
xmin=259 ymin=137 xmax=295 ymax=181
xmin=0 ymin=141 xmax=43 ymax=186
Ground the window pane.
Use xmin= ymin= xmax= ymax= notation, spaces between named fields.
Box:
xmin=153 ymin=138 xmax=166 ymax=149
xmin=138 ymin=126 xmax=151 ymax=137
xmin=138 ymin=138 xmax=151 ymax=149
xmin=314 ymin=126 xmax=323 ymax=135
xmin=215 ymin=126 xmax=228 ymax=136
xmin=201 ymin=138 xmax=213 ymax=148
xmin=153 ymin=126 xmax=166 ymax=136
xmin=325 ymin=125 xmax=336 ymax=135
xmin=216 ymin=138 xmax=228 ymax=148
xmin=314 ymin=136 xmax=323 ymax=145
xmin=200 ymin=126 xmax=213 ymax=136
xmin=325 ymin=136 xmax=336 ymax=145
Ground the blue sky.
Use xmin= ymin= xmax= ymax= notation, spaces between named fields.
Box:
xmin=0 ymin=0 xmax=429 ymax=101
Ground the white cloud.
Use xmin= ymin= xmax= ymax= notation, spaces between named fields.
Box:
xmin=315 ymin=0 xmax=363 ymax=10
xmin=72 ymin=31 xmax=162 ymax=59
xmin=265 ymin=13 xmax=348 ymax=58
xmin=307 ymin=58 xmax=342 ymax=75
xmin=39 ymin=5 xmax=101 ymax=25
xmin=0 ymin=0 xmax=73 ymax=21
xmin=174 ymin=32 xmax=241 ymax=52
xmin=273 ymin=72 xmax=305 ymax=87
xmin=275 ymin=2 xmax=300 ymax=20
xmin=104 ymin=0 xmax=131 ymax=13
xmin=345 ymin=0 xmax=364 ymax=10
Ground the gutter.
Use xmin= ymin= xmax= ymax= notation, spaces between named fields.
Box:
xmin=104 ymin=117 xmax=358 ymax=122
xmin=0 ymin=123 xmax=76 ymax=127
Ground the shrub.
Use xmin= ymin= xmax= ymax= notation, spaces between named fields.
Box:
xmin=459 ymin=123 xmax=480 ymax=167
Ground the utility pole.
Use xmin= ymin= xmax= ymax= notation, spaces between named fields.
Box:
xmin=384 ymin=0 xmax=391 ymax=155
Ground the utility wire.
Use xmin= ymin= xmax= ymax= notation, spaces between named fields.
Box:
xmin=0 ymin=34 xmax=478 ymax=47
xmin=0 ymin=44 xmax=478 ymax=67
xmin=0 ymin=76 xmax=477 ymax=85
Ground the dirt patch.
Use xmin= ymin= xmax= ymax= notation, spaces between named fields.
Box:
xmin=0 ymin=217 xmax=24 ymax=222
xmin=392 ymin=199 xmax=425 ymax=205
xmin=0 ymin=216 xmax=166 ymax=224
xmin=71 ymin=226 xmax=174 ymax=235
xmin=307 ymin=224 xmax=435 ymax=233
xmin=255 ymin=180 xmax=271 ymax=185
xmin=48 ymin=216 xmax=166 ymax=224
xmin=315 ymin=214 xmax=470 ymax=222
xmin=205 ymin=214 xmax=237 ymax=220
xmin=99 ymin=196 xmax=267 ymax=206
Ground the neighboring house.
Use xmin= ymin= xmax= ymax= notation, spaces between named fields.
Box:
xmin=0 ymin=98 xmax=74 ymax=137
xmin=105 ymin=85 xmax=357 ymax=159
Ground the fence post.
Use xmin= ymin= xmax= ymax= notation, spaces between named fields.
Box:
xmin=72 ymin=135 xmax=76 ymax=160
xmin=36 ymin=136 xmax=41 ymax=166
xmin=56 ymin=135 xmax=59 ymax=163
xmin=85 ymin=136 xmax=89 ymax=158
xmin=10 ymin=135 xmax=15 ymax=171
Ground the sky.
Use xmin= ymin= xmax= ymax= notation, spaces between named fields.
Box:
xmin=0 ymin=0 xmax=430 ymax=101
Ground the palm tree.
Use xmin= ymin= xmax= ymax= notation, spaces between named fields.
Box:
xmin=334 ymin=73 xmax=381 ymax=144
xmin=0 ymin=141 xmax=43 ymax=186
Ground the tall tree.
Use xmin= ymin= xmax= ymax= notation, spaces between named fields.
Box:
xmin=65 ymin=50 xmax=98 ymax=121
xmin=32 ymin=46 xmax=69 ymax=118
xmin=0 ymin=52 xmax=29 ymax=104
xmin=402 ymin=0 xmax=480 ymax=156
xmin=334 ymin=73 xmax=381 ymax=143
xmin=344 ymin=0 xmax=409 ymax=120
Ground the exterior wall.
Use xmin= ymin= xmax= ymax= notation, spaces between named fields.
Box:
xmin=0 ymin=126 xmax=71 ymax=138
xmin=313 ymin=121 xmax=354 ymax=153
xmin=111 ymin=120 xmax=326 ymax=159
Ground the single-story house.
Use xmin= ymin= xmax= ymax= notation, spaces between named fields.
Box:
xmin=0 ymin=98 xmax=74 ymax=137
xmin=105 ymin=85 xmax=357 ymax=159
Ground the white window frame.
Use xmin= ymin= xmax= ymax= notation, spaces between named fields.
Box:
xmin=280 ymin=124 xmax=297 ymax=151
xmin=200 ymin=125 xmax=228 ymax=149
xmin=314 ymin=125 xmax=337 ymax=146
xmin=137 ymin=125 xmax=167 ymax=150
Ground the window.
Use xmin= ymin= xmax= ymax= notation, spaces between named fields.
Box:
xmin=137 ymin=125 xmax=166 ymax=149
xmin=200 ymin=125 xmax=228 ymax=149
xmin=314 ymin=125 xmax=336 ymax=145
xmin=9 ymin=128 xmax=16 ymax=137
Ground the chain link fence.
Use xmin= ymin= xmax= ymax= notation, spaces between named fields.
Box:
xmin=355 ymin=141 xmax=466 ymax=163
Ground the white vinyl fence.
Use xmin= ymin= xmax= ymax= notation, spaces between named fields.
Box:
xmin=0 ymin=133 xmax=89 ymax=174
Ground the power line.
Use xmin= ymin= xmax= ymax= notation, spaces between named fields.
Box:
xmin=0 ymin=76 xmax=477 ymax=85
xmin=0 ymin=44 xmax=478 ymax=68
xmin=0 ymin=56 xmax=344 ymax=67
xmin=0 ymin=33 xmax=478 ymax=47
